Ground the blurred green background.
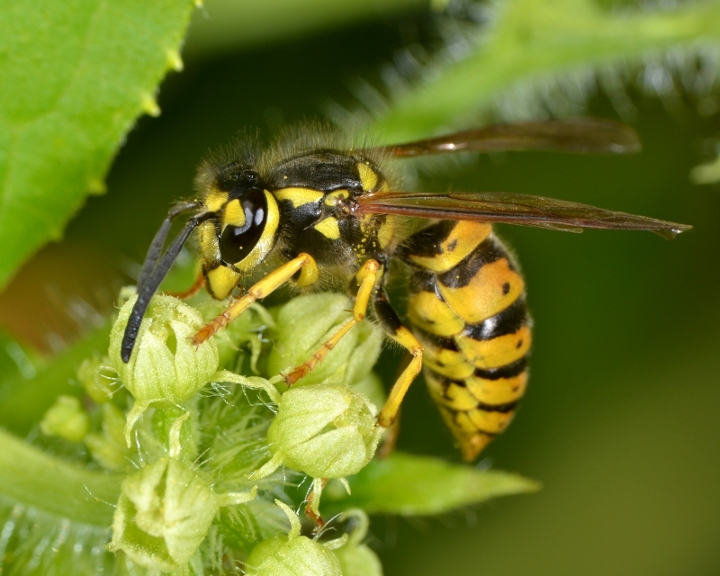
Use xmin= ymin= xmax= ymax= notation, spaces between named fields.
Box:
xmin=2 ymin=1 xmax=719 ymax=574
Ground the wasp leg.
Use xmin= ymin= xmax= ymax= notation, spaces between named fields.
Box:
xmin=166 ymin=268 xmax=205 ymax=300
xmin=193 ymin=253 xmax=318 ymax=344
xmin=137 ymin=201 xmax=202 ymax=291
xmin=373 ymin=289 xmax=424 ymax=428
xmin=377 ymin=408 xmax=401 ymax=459
xmin=304 ymin=478 xmax=328 ymax=531
xmin=377 ymin=352 xmax=411 ymax=458
xmin=283 ymin=259 xmax=380 ymax=385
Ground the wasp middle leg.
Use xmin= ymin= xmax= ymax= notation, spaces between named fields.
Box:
xmin=283 ymin=258 xmax=381 ymax=385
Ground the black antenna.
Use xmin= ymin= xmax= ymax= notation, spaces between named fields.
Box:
xmin=136 ymin=201 xmax=201 ymax=290
xmin=121 ymin=208 xmax=214 ymax=363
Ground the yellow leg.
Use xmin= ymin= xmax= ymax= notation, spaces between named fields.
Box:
xmin=284 ymin=259 xmax=380 ymax=385
xmin=377 ymin=326 xmax=423 ymax=427
xmin=193 ymin=253 xmax=316 ymax=344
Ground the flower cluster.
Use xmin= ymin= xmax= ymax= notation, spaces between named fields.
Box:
xmin=35 ymin=289 xmax=536 ymax=575
xmin=99 ymin=292 xmax=385 ymax=573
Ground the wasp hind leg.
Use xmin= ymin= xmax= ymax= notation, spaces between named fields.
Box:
xmin=372 ymin=288 xmax=423 ymax=428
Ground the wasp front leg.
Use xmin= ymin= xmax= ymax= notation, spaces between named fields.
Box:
xmin=193 ymin=253 xmax=319 ymax=344
xmin=166 ymin=268 xmax=206 ymax=300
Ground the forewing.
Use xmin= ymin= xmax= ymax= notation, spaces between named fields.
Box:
xmin=370 ymin=119 xmax=641 ymax=158
xmin=355 ymin=191 xmax=691 ymax=239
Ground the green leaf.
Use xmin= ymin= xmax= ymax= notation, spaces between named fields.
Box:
xmin=0 ymin=429 xmax=121 ymax=526
xmin=0 ymin=0 xmax=195 ymax=289
xmin=0 ymin=323 xmax=110 ymax=435
xmin=0 ymin=329 xmax=42 ymax=381
xmin=325 ymin=452 xmax=540 ymax=516
xmin=185 ymin=0 xmax=429 ymax=56
xmin=371 ymin=0 xmax=720 ymax=141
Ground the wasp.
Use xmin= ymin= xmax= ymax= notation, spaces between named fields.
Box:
xmin=120 ymin=119 xmax=690 ymax=460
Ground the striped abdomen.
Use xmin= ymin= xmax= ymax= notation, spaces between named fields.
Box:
xmin=399 ymin=221 xmax=532 ymax=460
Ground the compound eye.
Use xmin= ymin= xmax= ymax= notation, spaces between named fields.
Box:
xmin=219 ymin=189 xmax=268 ymax=264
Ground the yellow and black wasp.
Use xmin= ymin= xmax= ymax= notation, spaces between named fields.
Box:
xmin=120 ymin=119 xmax=691 ymax=461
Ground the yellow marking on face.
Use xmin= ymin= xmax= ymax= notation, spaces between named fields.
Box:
xmin=455 ymin=326 xmax=532 ymax=370
xmin=467 ymin=407 xmax=514 ymax=434
xmin=324 ymin=189 xmax=350 ymax=207
xmin=466 ymin=371 xmax=528 ymax=405
xmin=356 ymin=162 xmax=378 ymax=191
xmin=206 ymin=265 xmax=240 ymax=300
xmin=205 ymin=188 xmax=228 ymax=212
xmin=296 ymin=256 xmax=320 ymax=287
xmin=439 ymin=258 xmax=524 ymax=325
xmin=223 ymin=199 xmax=246 ymax=227
xmin=408 ymin=292 xmax=465 ymax=336
xmin=198 ymin=221 xmax=219 ymax=264
xmin=409 ymin=222 xmax=493 ymax=273
xmin=274 ymin=187 xmax=324 ymax=208
xmin=234 ymin=190 xmax=280 ymax=272
xmin=377 ymin=215 xmax=397 ymax=249
xmin=313 ymin=216 xmax=340 ymax=240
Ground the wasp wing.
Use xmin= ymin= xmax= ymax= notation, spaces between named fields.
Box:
xmin=369 ymin=119 xmax=641 ymax=158
xmin=355 ymin=191 xmax=691 ymax=239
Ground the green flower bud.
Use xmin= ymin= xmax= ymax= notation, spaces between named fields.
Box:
xmin=109 ymin=456 xmax=256 ymax=572
xmin=244 ymin=500 xmax=342 ymax=576
xmin=198 ymin=301 xmax=275 ymax=371
xmin=76 ymin=355 xmax=117 ymax=404
xmin=252 ymin=384 xmax=382 ymax=485
xmin=39 ymin=395 xmax=90 ymax=442
xmin=108 ymin=294 xmax=219 ymax=444
xmin=267 ymin=293 xmax=384 ymax=388
xmin=84 ymin=403 xmax=130 ymax=471
xmin=332 ymin=510 xmax=383 ymax=576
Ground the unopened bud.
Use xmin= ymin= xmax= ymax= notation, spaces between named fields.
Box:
xmin=109 ymin=456 xmax=255 ymax=572
xmin=267 ymin=293 xmax=384 ymax=388
xmin=253 ymin=384 xmax=382 ymax=480
xmin=244 ymin=500 xmax=342 ymax=576
xmin=40 ymin=395 xmax=90 ymax=442
xmin=332 ymin=510 xmax=383 ymax=576
xmin=108 ymin=294 xmax=219 ymax=444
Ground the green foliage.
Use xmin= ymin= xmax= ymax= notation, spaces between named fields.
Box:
xmin=0 ymin=0 xmax=195 ymax=290
xmin=371 ymin=0 xmax=720 ymax=141
xmin=0 ymin=429 xmax=121 ymax=526
xmin=0 ymin=294 xmax=535 ymax=573
xmin=326 ymin=452 xmax=539 ymax=515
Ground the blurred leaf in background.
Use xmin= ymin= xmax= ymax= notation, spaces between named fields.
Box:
xmin=0 ymin=0 xmax=195 ymax=291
